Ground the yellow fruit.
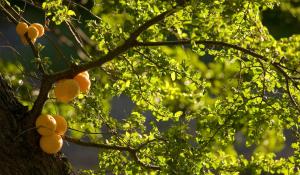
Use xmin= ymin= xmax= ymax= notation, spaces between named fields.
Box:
xmin=27 ymin=26 xmax=39 ymax=40
xmin=79 ymin=71 xmax=89 ymax=79
xmin=35 ymin=114 xmax=57 ymax=136
xmin=74 ymin=73 xmax=91 ymax=93
xmin=54 ymin=79 xmax=80 ymax=103
xmin=53 ymin=115 xmax=68 ymax=136
xmin=16 ymin=22 xmax=28 ymax=36
xmin=40 ymin=134 xmax=63 ymax=154
xmin=31 ymin=23 xmax=44 ymax=37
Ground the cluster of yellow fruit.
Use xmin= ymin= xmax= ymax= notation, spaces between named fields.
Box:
xmin=36 ymin=72 xmax=90 ymax=153
xmin=36 ymin=114 xmax=67 ymax=154
xmin=54 ymin=71 xmax=91 ymax=103
xmin=16 ymin=22 xmax=44 ymax=45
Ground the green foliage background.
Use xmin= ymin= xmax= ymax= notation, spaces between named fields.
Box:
xmin=1 ymin=0 xmax=300 ymax=174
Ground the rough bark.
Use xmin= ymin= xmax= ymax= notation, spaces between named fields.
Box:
xmin=0 ymin=74 xmax=71 ymax=175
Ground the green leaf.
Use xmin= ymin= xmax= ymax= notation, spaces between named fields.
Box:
xmin=171 ymin=72 xmax=176 ymax=81
xmin=67 ymin=10 xmax=76 ymax=16
xmin=174 ymin=111 xmax=183 ymax=119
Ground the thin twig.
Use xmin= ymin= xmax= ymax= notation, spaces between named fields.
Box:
xmin=65 ymin=21 xmax=91 ymax=58
xmin=285 ymin=76 xmax=300 ymax=109
xmin=135 ymin=40 xmax=267 ymax=62
xmin=66 ymin=0 xmax=101 ymax=21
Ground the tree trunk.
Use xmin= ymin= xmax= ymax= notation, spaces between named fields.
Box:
xmin=0 ymin=75 xmax=71 ymax=175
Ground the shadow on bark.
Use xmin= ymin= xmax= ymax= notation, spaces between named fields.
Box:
xmin=0 ymin=74 xmax=72 ymax=175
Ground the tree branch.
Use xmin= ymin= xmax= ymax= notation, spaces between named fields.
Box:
xmin=27 ymin=6 xmax=180 ymax=130
xmin=64 ymin=21 xmax=91 ymax=58
xmin=274 ymin=63 xmax=300 ymax=112
xmin=66 ymin=0 xmax=101 ymax=21
xmin=136 ymin=40 xmax=300 ymax=112
xmin=129 ymin=8 xmax=178 ymax=41
xmin=129 ymin=151 xmax=161 ymax=170
xmin=68 ymin=127 xmax=106 ymax=135
xmin=135 ymin=138 xmax=166 ymax=151
xmin=49 ymin=6 xmax=185 ymax=81
xmin=27 ymin=75 xmax=53 ymax=126
xmin=0 ymin=2 xmax=41 ymax=60
xmin=64 ymin=135 xmax=161 ymax=170
xmin=285 ymin=78 xmax=299 ymax=109
xmin=0 ymin=3 xmax=19 ymax=24
xmin=64 ymin=135 xmax=132 ymax=151
xmin=135 ymin=40 xmax=267 ymax=61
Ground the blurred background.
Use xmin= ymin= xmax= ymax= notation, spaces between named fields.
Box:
xmin=0 ymin=0 xmax=299 ymax=172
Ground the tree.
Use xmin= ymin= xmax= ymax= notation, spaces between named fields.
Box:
xmin=0 ymin=0 xmax=299 ymax=174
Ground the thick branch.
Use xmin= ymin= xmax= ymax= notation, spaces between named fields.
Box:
xmin=64 ymin=135 xmax=132 ymax=151
xmin=49 ymin=6 xmax=184 ymax=81
xmin=0 ymin=1 xmax=184 ymax=123
xmin=64 ymin=136 xmax=161 ymax=170
xmin=51 ymin=41 xmax=133 ymax=82
xmin=28 ymin=76 xmax=53 ymax=123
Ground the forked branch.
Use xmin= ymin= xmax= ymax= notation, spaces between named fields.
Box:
xmin=135 ymin=40 xmax=300 ymax=111
xmin=64 ymin=136 xmax=161 ymax=170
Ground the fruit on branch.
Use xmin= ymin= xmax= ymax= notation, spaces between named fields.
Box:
xmin=16 ymin=22 xmax=28 ymax=36
xmin=16 ymin=22 xmax=45 ymax=45
xmin=36 ymin=114 xmax=66 ymax=154
xmin=35 ymin=114 xmax=57 ymax=136
xmin=40 ymin=134 xmax=63 ymax=154
xmin=27 ymin=26 xmax=39 ymax=40
xmin=31 ymin=23 xmax=44 ymax=37
xmin=73 ymin=72 xmax=91 ymax=93
xmin=54 ymin=79 xmax=80 ymax=103
xmin=20 ymin=36 xmax=36 ymax=45
xmin=53 ymin=72 xmax=90 ymax=102
xmin=16 ymin=22 xmax=32 ymax=45
xmin=54 ymin=115 xmax=68 ymax=136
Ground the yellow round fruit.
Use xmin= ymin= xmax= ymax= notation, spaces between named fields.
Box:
xmin=54 ymin=79 xmax=80 ymax=103
xmin=79 ymin=71 xmax=89 ymax=79
xmin=53 ymin=115 xmax=68 ymax=136
xmin=40 ymin=134 xmax=63 ymax=154
xmin=31 ymin=23 xmax=44 ymax=37
xmin=27 ymin=26 xmax=39 ymax=40
xmin=74 ymin=73 xmax=91 ymax=93
xmin=35 ymin=114 xmax=57 ymax=136
xmin=16 ymin=22 xmax=28 ymax=36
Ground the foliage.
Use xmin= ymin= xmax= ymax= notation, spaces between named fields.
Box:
xmin=42 ymin=0 xmax=76 ymax=25
xmin=0 ymin=0 xmax=299 ymax=174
